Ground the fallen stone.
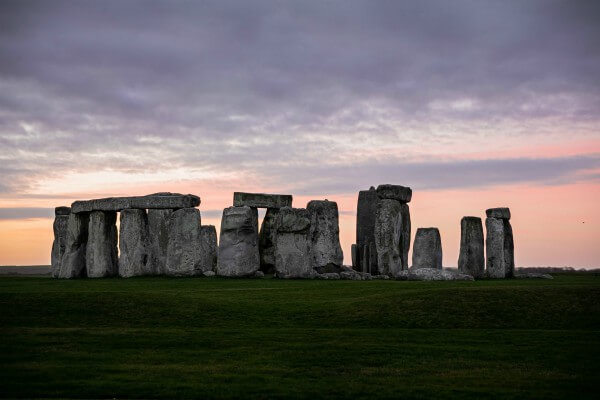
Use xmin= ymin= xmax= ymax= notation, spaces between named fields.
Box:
xmin=58 ymin=212 xmax=89 ymax=279
xmin=119 ymin=209 xmax=150 ymax=278
xmin=515 ymin=272 xmax=553 ymax=279
xmin=200 ymin=225 xmax=218 ymax=272
xmin=340 ymin=270 xmax=363 ymax=280
xmin=355 ymin=187 xmax=379 ymax=272
xmin=51 ymin=210 xmax=70 ymax=278
xmin=216 ymin=206 xmax=260 ymax=277
xmin=274 ymin=207 xmax=315 ymax=279
xmin=86 ymin=211 xmax=118 ymax=278
xmin=485 ymin=217 xmax=515 ymax=278
xmin=203 ymin=270 xmax=216 ymax=277
xmin=458 ymin=216 xmax=485 ymax=279
xmin=371 ymin=274 xmax=390 ymax=280
xmin=254 ymin=270 xmax=265 ymax=278
xmin=374 ymin=199 xmax=404 ymax=276
xmin=376 ymin=184 xmax=412 ymax=203
xmin=307 ymin=200 xmax=344 ymax=273
xmin=165 ymin=208 xmax=207 ymax=276
xmin=486 ymin=207 xmax=511 ymax=220
xmin=54 ymin=206 xmax=71 ymax=216
xmin=147 ymin=209 xmax=173 ymax=275
xmin=71 ymin=192 xmax=200 ymax=213
xmin=412 ymin=227 xmax=443 ymax=270
xmin=396 ymin=268 xmax=474 ymax=281
xmin=233 ymin=192 xmax=292 ymax=208
xmin=316 ymin=272 xmax=341 ymax=280
xmin=259 ymin=208 xmax=279 ymax=273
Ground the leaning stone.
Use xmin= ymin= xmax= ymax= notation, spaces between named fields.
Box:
xmin=412 ymin=228 xmax=443 ymax=270
xmin=58 ymin=212 xmax=89 ymax=279
xmin=216 ymin=206 xmax=260 ymax=277
xmin=355 ymin=187 xmax=379 ymax=272
xmin=165 ymin=208 xmax=206 ymax=276
xmin=486 ymin=207 xmax=511 ymax=220
xmin=307 ymin=200 xmax=344 ymax=273
xmin=54 ymin=206 xmax=71 ymax=216
xmin=259 ymin=208 xmax=279 ymax=273
xmin=147 ymin=209 xmax=173 ymax=275
xmin=274 ymin=207 xmax=315 ymax=279
xmin=233 ymin=192 xmax=292 ymax=208
xmin=376 ymin=184 xmax=412 ymax=203
xmin=51 ymin=210 xmax=70 ymax=278
xmin=485 ymin=217 xmax=515 ymax=278
xmin=200 ymin=225 xmax=218 ymax=272
xmin=71 ymin=192 xmax=200 ymax=213
xmin=374 ymin=199 xmax=404 ymax=276
xmin=458 ymin=217 xmax=485 ymax=279
xmin=86 ymin=211 xmax=118 ymax=278
xmin=119 ymin=209 xmax=150 ymax=278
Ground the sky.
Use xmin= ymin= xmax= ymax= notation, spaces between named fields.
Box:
xmin=0 ymin=0 xmax=599 ymax=267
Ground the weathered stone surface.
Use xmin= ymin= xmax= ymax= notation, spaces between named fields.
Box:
xmin=486 ymin=207 xmax=511 ymax=220
xmin=458 ymin=216 xmax=484 ymax=278
xmin=412 ymin=228 xmax=443 ymax=270
xmin=71 ymin=192 xmax=200 ymax=213
xmin=165 ymin=208 xmax=207 ymax=276
xmin=119 ymin=209 xmax=150 ymax=278
xmin=200 ymin=225 xmax=218 ymax=272
xmin=374 ymin=199 xmax=404 ymax=276
xmin=216 ymin=206 xmax=260 ymax=277
xmin=51 ymin=212 xmax=70 ymax=278
xmin=86 ymin=211 xmax=118 ymax=278
xmin=398 ymin=268 xmax=474 ymax=281
xmin=254 ymin=270 xmax=265 ymax=278
xmin=351 ymin=244 xmax=358 ymax=269
xmin=376 ymin=184 xmax=412 ymax=203
xmin=371 ymin=274 xmax=390 ymax=280
xmin=355 ymin=187 xmax=379 ymax=272
xmin=400 ymin=203 xmax=411 ymax=271
xmin=55 ymin=206 xmax=71 ymax=216
xmin=307 ymin=200 xmax=343 ymax=273
xmin=147 ymin=209 xmax=173 ymax=275
xmin=485 ymin=217 xmax=515 ymax=278
xmin=233 ymin=192 xmax=292 ymax=208
xmin=274 ymin=207 xmax=315 ymax=278
xmin=58 ymin=213 xmax=89 ymax=279
xmin=339 ymin=268 xmax=371 ymax=280
xmin=203 ymin=270 xmax=216 ymax=277
xmin=361 ymin=244 xmax=370 ymax=274
xmin=316 ymin=272 xmax=341 ymax=280
xmin=259 ymin=208 xmax=279 ymax=273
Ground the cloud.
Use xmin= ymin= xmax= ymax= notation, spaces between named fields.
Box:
xmin=0 ymin=207 xmax=54 ymax=220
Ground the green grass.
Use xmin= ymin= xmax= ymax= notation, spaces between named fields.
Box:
xmin=1 ymin=275 xmax=599 ymax=399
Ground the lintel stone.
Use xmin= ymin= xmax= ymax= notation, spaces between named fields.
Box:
xmin=71 ymin=192 xmax=200 ymax=213
xmin=233 ymin=192 xmax=292 ymax=208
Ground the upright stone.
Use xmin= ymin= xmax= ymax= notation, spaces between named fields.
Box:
xmin=307 ymin=200 xmax=343 ymax=273
xmin=165 ymin=208 xmax=206 ymax=276
xmin=58 ymin=212 xmax=89 ymax=279
xmin=374 ymin=199 xmax=403 ymax=276
xmin=400 ymin=203 xmax=411 ymax=272
xmin=86 ymin=211 xmax=118 ymax=278
xmin=412 ymin=228 xmax=443 ymax=270
xmin=458 ymin=217 xmax=484 ymax=278
xmin=119 ymin=209 xmax=150 ymax=278
xmin=216 ymin=206 xmax=260 ymax=277
xmin=485 ymin=207 xmax=515 ymax=278
xmin=259 ymin=208 xmax=279 ymax=273
xmin=356 ymin=187 xmax=379 ymax=272
xmin=275 ymin=207 xmax=314 ymax=278
xmin=351 ymin=244 xmax=358 ymax=269
xmin=51 ymin=207 xmax=70 ymax=278
xmin=200 ymin=225 xmax=218 ymax=272
xmin=147 ymin=209 xmax=174 ymax=275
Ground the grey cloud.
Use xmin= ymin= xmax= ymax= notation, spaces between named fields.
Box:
xmin=0 ymin=207 xmax=54 ymax=220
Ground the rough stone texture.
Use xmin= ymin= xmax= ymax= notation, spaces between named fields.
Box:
xmin=274 ymin=207 xmax=315 ymax=279
xmin=316 ymin=272 xmax=341 ymax=280
xmin=58 ymin=212 xmax=89 ymax=279
xmin=259 ymin=208 xmax=279 ymax=273
xmin=361 ymin=244 xmax=370 ymax=274
xmin=119 ymin=209 xmax=150 ymax=278
xmin=71 ymin=192 xmax=200 ymax=213
xmin=400 ymin=203 xmax=411 ymax=271
xmin=254 ymin=270 xmax=265 ymax=278
xmin=55 ymin=206 xmax=71 ymax=216
xmin=339 ymin=267 xmax=372 ymax=281
xmin=51 ymin=213 xmax=70 ymax=278
xmin=355 ymin=187 xmax=379 ymax=272
xmin=233 ymin=192 xmax=292 ymax=208
xmin=216 ymin=206 xmax=260 ymax=277
xmin=374 ymin=199 xmax=404 ymax=276
xmin=412 ymin=228 xmax=443 ymax=270
xmin=203 ymin=270 xmax=216 ymax=277
xmin=86 ymin=211 xmax=118 ymax=278
xmin=200 ymin=225 xmax=218 ymax=272
xmin=147 ymin=209 xmax=173 ymax=275
xmin=307 ymin=200 xmax=343 ymax=273
xmin=396 ymin=268 xmax=474 ymax=281
xmin=371 ymin=274 xmax=390 ymax=280
xmin=351 ymin=244 xmax=358 ymax=269
xmin=376 ymin=184 xmax=412 ymax=203
xmin=486 ymin=207 xmax=511 ymax=220
xmin=165 ymin=208 xmax=208 ymax=276
xmin=485 ymin=217 xmax=515 ymax=278
xmin=458 ymin=216 xmax=485 ymax=278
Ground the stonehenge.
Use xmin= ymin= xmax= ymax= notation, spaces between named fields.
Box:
xmin=274 ymin=207 xmax=315 ymax=278
xmin=216 ymin=206 xmax=260 ymax=277
xmin=165 ymin=208 xmax=207 ymax=276
xmin=119 ymin=209 xmax=150 ymax=278
xmin=412 ymin=228 xmax=443 ymax=270
xmin=71 ymin=193 xmax=200 ymax=213
xmin=458 ymin=217 xmax=485 ymax=278
xmin=51 ymin=207 xmax=70 ymax=278
xmin=486 ymin=208 xmax=515 ymax=278
xmin=86 ymin=211 xmax=118 ymax=278
xmin=307 ymin=200 xmax=343 ymax=273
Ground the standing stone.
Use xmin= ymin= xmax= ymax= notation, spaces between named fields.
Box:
xmin=86 ymin=211 xmax=118 ymax=278
xmin=307 ymin=200 xmax=343 ymax=273
xmin=361 ymin=244 xmax=370 ymax=274
xmin=400 ymin=203 xmax=411 ymax=272
xmin=458 ymin=217 xmax=484 ymax=278
xmin=200 ymin=225 xmax=218 ymax=272
xmin=259 ymin=208 xmax=279 ymax=273
xmin=356 ymin=187 xmax=380 ymax=272
xmin=503 ymin=221 xmax=515 ymax=278
xmin=374 ymin=199 xmax=403 ymax=276
xmin=51 ymin=207 xmax=70 ymax=278
xmin=165 ymin=208 xmax=206 ymax=276
xmin=147 ymin=209 xmax=174 ymax=275
xmin=275 ymin=207 xmax=314 ymax=278
xmin=119 ymin=209 xmax=150 ymax=278
xmin=216 ymin=206 xmax=260 ymax=277
xmin=58 ymin=212 xmax=89 ymax=279
xmin=351 ymin=244 xmax=358 ymax=269
xmin=485 ymin=207 xmax=514 ymax=278
xmin=412 ymin=228 xmax=443 ymax=270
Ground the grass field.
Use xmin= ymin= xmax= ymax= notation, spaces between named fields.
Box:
xmin=1 ymin=274 xmax=599 ymax=399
